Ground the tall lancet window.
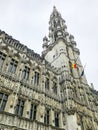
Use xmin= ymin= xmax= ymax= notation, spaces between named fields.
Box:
xmin=34 ymin=71 xmax=40 ymax=85
xmin=15 ymin=99 xmax=24 ymax=116
xmin=21 ymin=66 xmax=30 ymax=80
xmin=45 ymin=72 xmax=50 ymax=90
xmin=0 ymin=93 xmax=8 ymax=111
xmin=8 ymin=59 xmax=18 ymax=73
xmin=53 ymin=81 xmax=57 ymax=94
xmin=30 ymin=104 xmax=37 ymax=120
xmin=54 ymin=112 xmax=59 ymax=127
xmin=45 ymin=77 xmax=49 ymax=90
xmin=44 ymin=108 xmax=50 ymax=125
xmin=0 ymin=52 xmax=6 ymax=69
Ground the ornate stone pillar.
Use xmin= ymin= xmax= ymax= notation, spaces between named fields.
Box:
xmin=59 ymin=112 xmax=63 ymax=128
xmin=66 ymin=113 xmax=78 ymax=130
xmin=3 ymin=55 xmax=11 ymax=72
xmin=41 ymin=65 xmax=45 ymax=92
xmin=5 ymin=93 xmax=18 ymax=114
xmin=15 ymin=55 xmax=22 ymax=79
xmin=50 ymin=73 xmax=53 ymax=93
xmin=57 ymin=78 xmax=60 ymax=96
xmin=36 ymin=93 xmax=45 ymax=123
xmin=23 ymin=99 xmax=31 ymax=118
xmin=50 ymin=109 xmax=54 ymax=126
xmin=36 ymin=103 xmax=45 ymax=123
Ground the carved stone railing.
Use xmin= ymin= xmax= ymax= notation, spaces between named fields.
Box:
xmin=0 ymin=69 xmax=18 ymax=82
xmin=45 ymin=89 xmax=61 ymax=101
xmin=0 ymin=111 xmax=65 ymax=130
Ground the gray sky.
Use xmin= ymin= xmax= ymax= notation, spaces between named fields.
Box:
xmin=0 ymin=0 xmax=98 ymax=90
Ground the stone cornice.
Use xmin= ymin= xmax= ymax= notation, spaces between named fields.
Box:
xmin=0 ymin=30 xmax=43 ymax=64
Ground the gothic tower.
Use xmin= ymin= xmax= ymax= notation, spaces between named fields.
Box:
xmin=42 ymin=6 xmax=98 ymax=130
xmin=0 ymin=6 xmax=98 ymax=130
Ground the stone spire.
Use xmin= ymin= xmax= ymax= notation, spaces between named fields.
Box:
xmin=49 ymin=6 xmax=68 ymax=43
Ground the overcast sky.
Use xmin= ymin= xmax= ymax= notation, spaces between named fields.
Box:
xmin=0 ymin=0 xmax=98 ymax=90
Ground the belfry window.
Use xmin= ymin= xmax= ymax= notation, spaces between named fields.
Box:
xmin=21 ymin=66 xmax=30 ymax=80
xmin=34 ymin=71 xmax=39 ymax=85
xmin=45 ymin=78 xmax=49 ymax=90
xmin=54 ymin=112 xmax=59 ymax=127
xmin=53 ymin=82 xmax=57 ymax=94
xmin=15 ymin=99 xmax=24 ymax=116
xmin=30 ymin=104 xmax=37 ymax=120
xmin=8 ymin=59 xmax=18 ymax=73
xmin=44 ymin=109 xmax=50 ymax=125
xmin=0 ymin=93 xmax=8 ymax=111
xmin=0 ymin=52 xmax=6 ymax=69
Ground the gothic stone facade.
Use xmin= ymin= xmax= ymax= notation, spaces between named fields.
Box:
xmin=0 ymin=7 xmax=98 ymax=130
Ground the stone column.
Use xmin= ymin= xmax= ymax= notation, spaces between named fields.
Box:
xmin=41 ymin=66 xmax=45 ymax=92
xmin=23 ymin=99 xmax=31 ymax=118
xmin=59 ymin=112 xmax=63 ymax=128
xmin=57 ymin=77 xmax=60 ymax=96
xmin=50 ymin=109 xmax=54 ymax=126
xmin=15 ymin=57 xmax=22 ymax=78
xmin=29 ymin=67 xmax=33 ymax=86
xmin=3 ymin=56 xmax=11 ymax=72
xmin=5 ymin=93 xmax=18 ymax=114
xmin=36 ymin=103 xmax=45 ymax=123
xmin=66 ymin=113 xmax=77 ymax=130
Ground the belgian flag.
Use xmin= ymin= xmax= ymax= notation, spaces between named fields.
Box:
xmin=72 ymin=63 xmax=77 ymax=68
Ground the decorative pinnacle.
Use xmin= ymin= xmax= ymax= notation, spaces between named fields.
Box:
xmin=53 ymin=6 xmax=58 ymax=13
xmin=53 ymin=6 xmax=56 ymax=10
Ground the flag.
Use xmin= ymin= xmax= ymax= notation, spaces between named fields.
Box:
xmin=81 ymin=69 xmax=84 ymax=76
xmin=80 ymin=63 xmax=86 ymax=77
xmin=72 ymin=63 xmax=77 ymax=68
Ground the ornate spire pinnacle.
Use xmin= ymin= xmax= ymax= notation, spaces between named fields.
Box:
xmin=49 ymin=6 xmax=67 ymax=43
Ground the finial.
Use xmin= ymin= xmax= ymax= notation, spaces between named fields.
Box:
xmin=53 ymin=6 xmax=57 ymax=12
xmin=53 ymin=6 xmax=56 ymax=9
xmin=43 ymin=36 xmax=48 ymax=41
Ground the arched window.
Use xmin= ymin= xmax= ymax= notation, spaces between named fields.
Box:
xmin=45 ymin=72 xmax=50 ymax=90
xmin=34 ymin=71 xmax=40 ymax=85
xmin=0 ymin=52 xmax=6 ymax=69
xmin=15 ymin=99 xmax=24 ymax=116
xmin=54 ymin=112 xmax=59 ymax=127
xmin=33 ymin=65 xmax=41 ymax=86
xmin=0 ymin=92 xmax=8 ymax=111
xmin=52 ymin=77 xmax=58 ymax=95
xmin=53 ymin=82 xmax=57 ymax=94
xmin=45 ymin=78 xmax=49 ymax=90
xmin=21 ymin=66 xmax=30 ymax=80
xmin=8 ymin=58 xmax=18 ymax=73
xmin=44 ymin=108 xmax=50 ymax=125
xmin=30 ymin=103 xmax=37 ymax=120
